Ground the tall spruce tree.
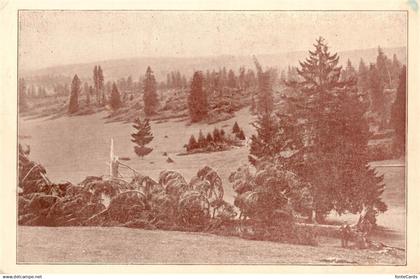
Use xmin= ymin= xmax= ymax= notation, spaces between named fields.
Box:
xmin=254 ymin=56 xmax=274 ymax=114
xmin=376 ymin=47 xmax=391 ymax=88
xmin=110 ymin=83 xmax=122 ymax=110
xmin=68 ymin=74 xmax=81 ymax=114
xmin=131 ymin=118 xmax=153 ymax=158
xmin=368 ymin=64 xmax=386 ymax=127
xmin=391 ymin=65 xmax=406 ymax=157
xmin=188 ymin=71 xmax=208 ymax=122
xmin=286 ymin=37 xmax=386 ymax=222
xmin=227 ymin=69 xmax=237 ymax=88
xmin=357 ymin=58 xmax=369 ymax=92
xmin=83 ymin=82 xmax=90 ymax=106
xmin=143 ymin=66 xmax=159 ymax=116
xmin=98 ymin=66 xmax=105 ymax=105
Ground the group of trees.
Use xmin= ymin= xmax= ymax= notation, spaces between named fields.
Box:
xmin=166 ymin=70 xmax=188 ymax=90
xmin=186 ymin=66 xmax=261 ymax=123
xmin=66 ymin=65 xmax=160 ymax=116
xmin=185 ymin=128 xmax=227 ymax=152
xmin=248 ymin=37 xmax=401 ymax=224
xmin=185 ymin=122 xmax=246 ymax=153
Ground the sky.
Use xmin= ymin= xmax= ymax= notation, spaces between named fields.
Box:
xmin=18 ymin=11 xmax=407 ymax=70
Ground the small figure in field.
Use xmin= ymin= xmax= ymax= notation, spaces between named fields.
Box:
xmin=339 ymin=223 xmax=352 ymax=248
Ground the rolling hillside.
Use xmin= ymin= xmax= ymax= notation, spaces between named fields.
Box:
xmin=20 ymin=47 xmax=406 ymax=83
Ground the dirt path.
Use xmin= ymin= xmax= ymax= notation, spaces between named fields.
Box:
xmin=17 ymin=226 xmax=405 ymax=265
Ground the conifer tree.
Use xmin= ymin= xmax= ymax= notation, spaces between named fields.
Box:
xmin=249 ymin=113 xmax=302 ymax=167
xmin=357 ymin=58 xmax=369 ymax=92
xmin=286 ymin=37 xmax=386 ymax=222
xmin=232 ymin=121 xmax=240 ymax=134
xmin=110 ymin=83 xmax=122 ymax=110
xmin=131 ymin=118 xmax=153 ymax=158
xmin=220 ymin=128 xmax=226 ymax=139
xmin=83 ymin=82 xmax=90 ymax=106
xmin=341 ymin=59 xmax=357 ymax=82
xmin=187 ymin=135 xmax=198 ymax=151
xmin=98 ymin=66 xmax=105 ymax=105
xmin=227 ymin=69 xmax=237 ymax=88
xmin=68 ymin=74 xmax=81 ymax=114
xmin=188 ymin=71 xmax=208 ymax=122
xmin=206 ymin=132 xmax=214 ymax=144
xmin=254 ymin=57 xmax=274 ymax=114
xmin=213 ymin=128 xmax=221 ymax=142
xmin=143 ymin=66 xmax=159 ymax=116
xmin=368 ymin=64 xmax=385 ymax=127
xmin=376 ymin=47 xmax=391 ymax=88
xmin=391 ymin=65 xmax=406 ymax=157
xmin=197 ymin=130 xmax=207 ymax=148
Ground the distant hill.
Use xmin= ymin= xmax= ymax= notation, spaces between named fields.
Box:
xmin=21 ymin=46 xmax=406 ymax=83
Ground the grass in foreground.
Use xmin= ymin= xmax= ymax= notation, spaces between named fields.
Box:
xmin=17 ymin=226 xmax=405 ymax=265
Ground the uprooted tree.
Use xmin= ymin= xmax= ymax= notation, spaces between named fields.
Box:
xmin=131 ymin=118 xmax=153 ymax=159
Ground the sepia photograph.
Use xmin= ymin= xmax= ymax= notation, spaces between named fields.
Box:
xmin=14 ymin=9 xmax=408 ymax=266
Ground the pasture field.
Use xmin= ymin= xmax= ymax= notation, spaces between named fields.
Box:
xmin=17 ymin=107 xmax=406 ymax=263
xmin=17 ymin=226 xmax=405 ymax=265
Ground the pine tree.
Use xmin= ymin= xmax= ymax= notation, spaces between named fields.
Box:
xmin=188 ymin=71 xmax=208 ymax=122
xmin=254 ymin=56 xmax=274 ymax=114
xmin=248 ymin=113 xmax=302 ymax=167
xmin=286 ymin=37 xmax=386 ymax=222
xmin=220 ymin=129 xmax=226 ymax=140
xmin=232 ymin=121 xmax=240 ymax=134
xmin=213 ymin=128 xmax=221 ymax=142
xmin=391 ymin=54 xmax=402 ymax=87
xmin=83 ymin=82 xmax=90 ymax=107
xmin=376 ymin=47 xmax=391 ymax=88
xmin=110 ymin=83 xmax=122 ymax=110
xmin=227 ymin=69 xmax=237 ymax=88
xmin=368 ymin=64 xmax=385 ymax=128
xmin=98 ymin=66 xmax=105 ymax=105
xmin=68 ymin=74 xmax=81 ymax=114
xmin=131 ymin=118 xmax=153 ymax=158
xmin=87 ymin=86 xmax=93 ymax=107
xmin=341 ymin=59 xmax=357 ymax=82
xmin=143 ymin=66 xmax=159 ymax=116
xmin=187 ymin=135 xmax=198 ymax=151
xmin=357 ymin=58 xmax=369 ymax=92
xmin=206 ymin=132 xmax=214 ymax=144
xmin=238 ymin=67 xmax=246 ymax=90
xmin=197 ymin=130 xmax=207 ymax=148
xmin=391 ymin=65 xmax=406 ymax=157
